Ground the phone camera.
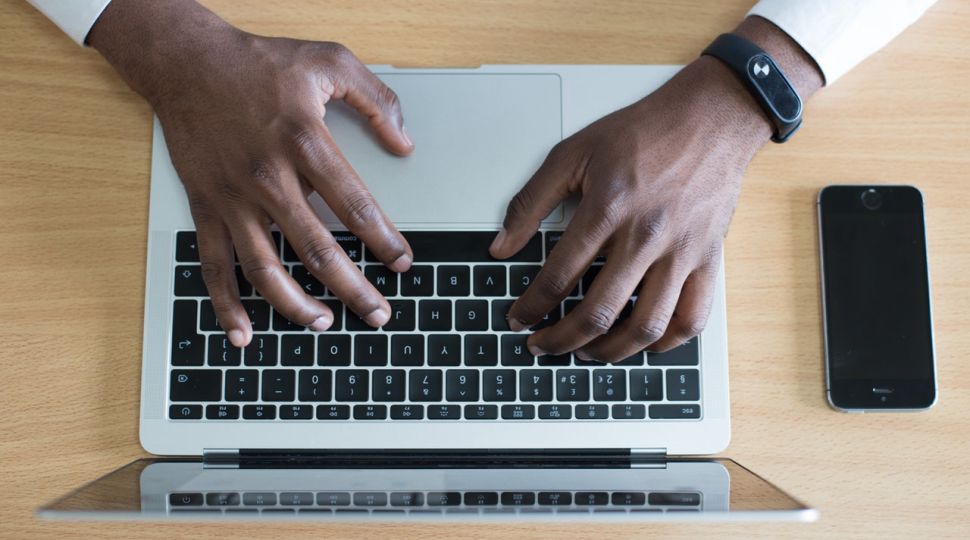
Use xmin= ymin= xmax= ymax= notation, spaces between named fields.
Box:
xmin=860 ymin=188 xmax=883 ymax=210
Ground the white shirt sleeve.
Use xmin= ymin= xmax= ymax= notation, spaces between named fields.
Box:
xmin=28 ymin=0 xmax=113 ymax=46
xmin=748 ymin=0 xmax=937 ymax=84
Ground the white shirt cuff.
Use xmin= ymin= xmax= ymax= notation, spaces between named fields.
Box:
xmin=748 ymin=0 xmax=936 ymax=85
xmin=27 ymin=0 xmax=114 ymax=46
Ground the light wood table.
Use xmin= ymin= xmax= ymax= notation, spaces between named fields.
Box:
xmin=2 ymin=0 xmax=968 ymax=538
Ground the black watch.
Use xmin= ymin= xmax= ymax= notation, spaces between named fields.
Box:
xmin=702 ymin=33 xmax=803 ymax=143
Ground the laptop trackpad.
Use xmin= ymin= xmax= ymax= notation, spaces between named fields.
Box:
xmin=314 ymin=73 xmax=563 ymax=226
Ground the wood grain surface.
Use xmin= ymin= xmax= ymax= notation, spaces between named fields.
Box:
xmin=1 ymin=0 xmax=968 ymax=538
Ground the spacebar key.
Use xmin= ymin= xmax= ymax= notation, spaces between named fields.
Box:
xmin=366 ymin=232 xmax=542 ymax=263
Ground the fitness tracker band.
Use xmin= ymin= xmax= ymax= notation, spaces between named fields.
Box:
xmin=702 ymin=33 xmax=803 ymax=143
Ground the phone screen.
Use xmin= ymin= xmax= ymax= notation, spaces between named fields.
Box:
xmin=818 ymin=185 xmax=935 ymax=410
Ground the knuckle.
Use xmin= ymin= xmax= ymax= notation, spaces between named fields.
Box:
xmin=577 ymin=305 xmax=617 ymax=337
xmin=288 ymin=127 xmax=322 ymax=164
xmin=199 ymin=261 xmax=228 ymax=288
xmin=596 ymin=197 xmax=627 ymax=235
xmin=376 ymin=84 xmax=402 ymax=117
xmin=321 ymin=41 xmax=354 ymax=65
xmin=505 ymin=187 xmax=535 ymax=223
xmin=240 ymin=257 xmax=283 ymax=286
xmin=340 ymin=190 xmax=381 ymax=229
xmin=248 ymin=158 xmax=281 ymax=189
xmin=532 ymin=269 xmax=573 ymax=303
xmin=633 ymin=318 xmax=667 ymax=345
xmin=301 ymin=239 xmax=343 ymax=276
xmin=681 ymin=315 xmax=708 ymax=339
xmin=632 ymin=214 xmax=667 ymax=244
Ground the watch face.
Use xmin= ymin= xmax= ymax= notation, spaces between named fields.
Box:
xmin=746 ymin=55 xmax=801 ymax=123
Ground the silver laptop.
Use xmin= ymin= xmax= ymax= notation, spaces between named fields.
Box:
xmin=39 ymin=65 xmax=816 ymax=522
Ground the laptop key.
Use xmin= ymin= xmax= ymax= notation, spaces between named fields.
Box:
xmin=592 ymin=369 xmax=626 ymax=401
xmin=390 ymin=334 xmax=424 ymax=366
xmin=649 ymin=404 xmax=701 ymax=419
xmin=455 ymin=300 xmax=489 ymax=331
xmin=611 ymin=404 xmax=646 ymax=419
xmin=648 ymin=337 xmax=699 ymax=366
xmin=292 ymin=265 xmax=326 ymax=296
xmin=556 ymin=369 xmax=590 ymax=401
xmin=321 ymin=299 xmax=343 ymax=330
xmin=575 ymin=404 xmax=609 ymax=419
xmin=261 ymin=369 xmax=295 ymax=401
xmin=390 ymin=492 xmax=425 ymax=506
xmin=576 ymin=492 xmax=609 ymax=506
xmin=473 ymin=265 xmax=507 ymax=296
xmin=169 ymin=404 xmax=202 ymax=419
xmin=170 ymin=493 xmax=204 ymax=506
xmin=206 ymin=404 xmax=239 ymax=420
xmin=206 ymin=493 xmax=241 ymax=506
xmin=207 ymin=335 xmax=241 ymax=366
xmin=272 ymin=309 xmax=305 ymax=332
xmin=318 ymin=334 xmax=351 ymax=366
xmin=225 ymin=369 xmax=258 ymax=401
xmin=464 ymin=404 xmax=498 ymax=420
xmin=446 ymin=370 xmax=479 ymax=401
xmin=666 ymin=369 xmax=700 ymax=401
xmin=612 ymin=492 xmax=646 ymax=506
xmin=243 ymin=492 xmax=277 ymax=506
xmin=334 ymin=232 xmax=362 ymax=262
xmin=648 ymin=492 xmax=701 ymax=506
xmin=281 ymin=335 xmax=315 ymax=366
xmin=365 ymin=265 xmax=398 ymax=296
xmin=316 ymin=492 xmax=350 ymax=506
xmin=501 ymin=492 xmax=536 ymax=506
xmin=401 ymin=265 xmax=434 ymax=296
xmin=408 ymin=370 xmax=442 ymax=402
xmin=354 ymin=334 xmax=388 ymax=366
xmin=298 ymin=369 xmax=332 ymax=401
xmin=437 ymin=265 xmax=470 ymax=296
xmin=354 ymin=492 xmax=388 ymax=506
xmin=170 ymin=369 xmax=221 ymax=401
xmin=519 ymin=369 xmax=553 ymax=401
xmin=334 ymin=370 xmax=368 ymax=402
xmin=483 ymin=370 xmax=516 ymax=401
xmin=501 ymin=404 xmax=535 ymax=420
xmin=372 ymin=369 xmax=406 ymax=401
xmin=354 ymin=404 xmax=387 ymax=420
xmin=538 ymin=404 xmax=572 ymax=419
xmin=427 ymin=492 xmax=461 ymax=506
xmin=538 ymin=353 xmax=571 ymax=366
xmin=418 ymin=300 xmax=452 ymax=331
xmin=464 ymin=492 xmax=499 ymax=506
xmin=171 ymin=300 xmax=204 ymax=366
xmin=200 ymin=300 xmax=221 ymax=331
xmin=241 ymin=299 xmax=271 ymax=331
xmin=630 ymin=369 xmax=662 ymax=401
xmin=532 ymin=305 xmax=562 ymax=331
xmin=509 ymin=265 xmax=541 ymax=296
xmin=464 ymin=334 xmax=498 ymax=366
xmin=175 ymin=231 xmax=200 ymax=262
xmin=174 ymin=265 xmax=208 ymax=296
xmin=500 ymin=334 xmax=534 ymax=366
xmin=390 ymin=404 xmax=424 ymax=420
xmin=279 ymin=492 xmax=314 ymax=506
xmin=384 ymin=300 xmax=416 ymax=331
xmin=538 ymin=492 xmax=572 ymax=506
xmin=280 ymin=404 xmax=312 ymax=419
xmin=428 ymin=334 xmax=461 ymax=366
xmin=317 ymin=404 xmax=351 ymax=420
xmin=242 ymin=404 xmax=276 ymax=419
xmin=428 ymin=404 xmax=461 ymax=420
xmin=616 ymin=350 xmax=645 ymax=366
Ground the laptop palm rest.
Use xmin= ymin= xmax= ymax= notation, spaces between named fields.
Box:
xmin=315 ymin=73 xmax=564 ymax=227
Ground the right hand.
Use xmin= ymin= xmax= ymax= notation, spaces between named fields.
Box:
xmin=90 ymin=1 xmax=415 ymax=348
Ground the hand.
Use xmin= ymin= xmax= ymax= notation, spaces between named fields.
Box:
xmin=490 ymin=18 xmax=823 ymax=362
xmin=90 ymin=0 xmax=414 ymax=347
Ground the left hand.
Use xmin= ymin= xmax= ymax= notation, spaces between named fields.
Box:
xmin=489 ymin=56 xmax=772 ymax=362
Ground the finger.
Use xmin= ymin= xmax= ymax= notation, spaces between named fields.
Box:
xmin=578 ymin=257 xmax=688 ymax=362
xmin=490 ymin=141 xmax=579 ymax=259
xmin=228 ymin=210 xmax=334 ymax=331
xmin=526 ymin=240 xmax=657 ymax=358
xmin=649 ymin=257 xmax=719 ymax=352
xmin=271 ymin=195 xmax=391 ymax=328
xmin=194 ymin=215 xmax=252 ymax=348
xmin=290 ymin=124 xmax=412 ymax=272
xmin=506 ymin=201 xmax=611 ymax=331
xmin=328 ymin=47 xmax=413 ymax=156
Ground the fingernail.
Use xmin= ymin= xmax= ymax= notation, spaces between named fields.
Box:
xmin=490 ymin=228 xmax=508 ymax=255
xmin=528 ymin=344 xmax=547 ymax=357
xmin=508 ymin=317 xmax=529 ymax=332
xmin=308 ymin=313 xmax=333 ymax=332
xmin=402 ymin=126 xmax=413 ymax=148
xmin=575 ymin=350 xmax=593 ymax=361
xmin=228 ymin=329 xmax=246 ymax=348
xmin=389 ymin=253 xmax=412 ymax=273
xmin=364 ymin=307 xmax=390 ymax=328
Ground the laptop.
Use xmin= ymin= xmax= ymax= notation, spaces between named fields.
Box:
xmin=38 ymin=65 xmax=817 ymax=522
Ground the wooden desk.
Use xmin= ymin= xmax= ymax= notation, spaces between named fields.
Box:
xmin=2 ymin=0 xmax=968 ymax=538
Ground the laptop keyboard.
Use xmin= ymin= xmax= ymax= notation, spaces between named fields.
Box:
xmin=168 ymin=230 xmax=702 ymax=422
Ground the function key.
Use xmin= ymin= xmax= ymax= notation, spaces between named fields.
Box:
xmin=280 ymin=404 xmax=313 ymax=419
xmin=242 ymin=404 xmax=276 ymax=419
xmin=316 ymin=492 xmax=350 ymax=506
xmin=243 ymin=492 xmax=278 ymax=506
xmin=317 ymin=404 xmax=351 ymax=420
xmin=169 ymin=493 xmax=203 ymax=506
xmin=501 ymin=404 xmax=534 ymax=420
xmin=464 ymin=492 xmax=499 ymax=506
xmin=169 ymin=404 xmax=202 ymax=419
xmin=427 ymin=404 xmax=460 ymax=420
xmin=575 ymin=492 xmax=609 ymax=505
xmin=385 ymin=231 xmax=541 ymax=263
xmin=538 ymin=404 xmax=572 ymax=419
xmin=575 ymin=404 xmax=609 ymax=419
xmin=649 ymin=404 xmax=701 ymax=419
xmin=206 ymin=493 xmax=240 ymax=506
xmin=205 ymin=404 xmax=239 ymax=420
xmin=537 ymin=492 xmax=572 ymax=506
xmin=666 ymin=369 xmax=700 ymax=401
xmin=437 ymin=265 xmax=470 ymax=296
xmin=279 ymin=492 xmax=314 ymax=506
xmin=401 ymin=265 xmax=434 ymax=296
xmin=611 ymin=404 xmax=646 ymax=419
xmin=390 ymin=492 xmax=425 ymax=506
xmin=427 ymin=492 xmax=461 ymax=506
xmin=353 ymin=492 xmax=388 ymax=506
xmin=501 ymin=492 xmax=536 ymax=506
xmin=648 ymin=337 xmax=700 ymax=366
xmin=611 ymin=492 xmax=646 ymax=506
xmin=390 ymin=404 xmax=424 ymax=420
xmin=473 ymin=265 xmax=507 ymax=296
xmin=174 ymin=265 xmax=208 ymax=297
xmin=175 ymin=231 xmax=200 ymax=262
xmin=464 ymin=404 xmax=498 ymax=420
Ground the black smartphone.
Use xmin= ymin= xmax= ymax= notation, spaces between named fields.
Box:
xmin=817 ymin=185 xmax=936 ymax=411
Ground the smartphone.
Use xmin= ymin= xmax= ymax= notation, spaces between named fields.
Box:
xmin=817 ymin=185 xmax=937 ymax=412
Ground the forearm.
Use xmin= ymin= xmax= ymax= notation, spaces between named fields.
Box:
xmin=87 ymin=0 xmax=240 ymax=107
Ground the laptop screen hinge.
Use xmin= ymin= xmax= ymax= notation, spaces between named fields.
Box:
xmin=203 ymin=448 xmax=240 ymax=469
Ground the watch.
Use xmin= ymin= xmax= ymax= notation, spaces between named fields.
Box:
xmin=701 ymin=33 xmax=803 ymax=143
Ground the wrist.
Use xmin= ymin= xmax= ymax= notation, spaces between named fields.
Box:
xmin=89 ymin=0 xmax=242 ymax=108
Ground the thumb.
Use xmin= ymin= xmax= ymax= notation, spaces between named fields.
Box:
xmin=490 ymin=143 xmax=578 ymax=259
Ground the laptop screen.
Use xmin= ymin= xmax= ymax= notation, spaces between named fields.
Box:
xmin=39 ymin=458 xmax=815 ymax=522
